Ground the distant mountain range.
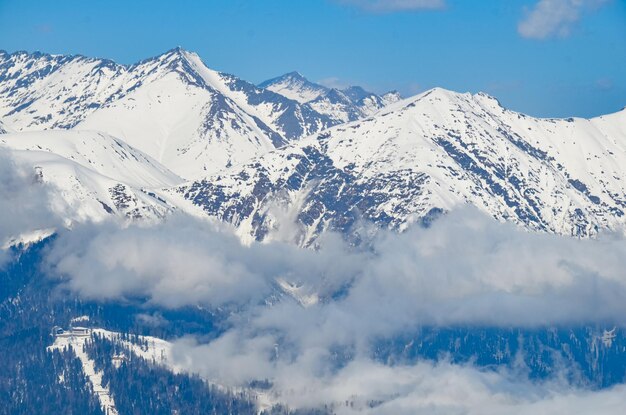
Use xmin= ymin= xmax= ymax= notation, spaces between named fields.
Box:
xmin=259 ymin=71 xmax=401 ymax=123
xmin=1 ymin=48 xmax=626 ymax=244
xmin=0 ymin=48 xmax=397 ymax=179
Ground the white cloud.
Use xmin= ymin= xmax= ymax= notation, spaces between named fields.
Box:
xmin=168 ymin=343 xmax=626 ymax=414
xmin=336 ymin=0 xmax=446 ymax=13
xmin=46 ymin=214 xmax=360 ymax=308
xmin=317 ymin=76 xmax=348 ymax=89
xmin=0 ymin=148 xmax=61 ymax=265
xmin=47 ymin=207 xmax=626 ymax=326
xmin=46 ymin=218 xmax=273 ymax=308
xmin=41 ymin=203 xmax=626 ymax=412
xmin=518 ymin=0 xmax=610 ymax=40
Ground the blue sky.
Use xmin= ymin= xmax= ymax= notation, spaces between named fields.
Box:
xmin=0 ymin=0 xmax=624 ymax=118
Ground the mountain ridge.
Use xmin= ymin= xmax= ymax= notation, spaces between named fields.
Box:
xmin=0 ymin=48 xmax=354 ymax=178
xmin=1 ymin=48 xmax=625 ymax=245
xmin=0 ymin=48 xmax=405 ymax=179
xmin=259 ymin=70 xmax=402 ymax=123
xmin=174 ymin=86 xmax=626 ymax=244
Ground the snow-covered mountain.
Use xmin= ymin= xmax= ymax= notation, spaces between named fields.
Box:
xmin=1 ymin=48 xmax=625 ymax=244
xmin=259 ymin=71 xmax=401 ymax=123
xmin=0 ymin=49 xmax=400 ymax=179
xmin=259 ymin=72 xmax=329 ymax=103
xmin=0 ymin=48 xmax=346 ymax=178
xmin=175 ymin=88 xmax=626 ymax=244
xmin=1 ymin=130 xmax=182 ymax=222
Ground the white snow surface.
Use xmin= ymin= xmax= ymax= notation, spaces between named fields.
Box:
xmin=0 ymin=129 xmax=188 ymax=224
xmin=1 ymin=48 xmax=626 ymax=243
xmin=49 ymin=329 xmax=119 ymax=415
xmin=49 ymin=327 xmax=275 ymax=414
xmin=178 ymin=88 xmax=626 ymax=243
xmin=261 ymin=72 xmax=328 ymax=103
xmin=0 ymin=49 xmax=335 ymax=178
xmin=261 ymin=71 xmax=401 ymax=123
xmin=75 ymin=50 xmax=283 ymax=178
xmin=1 ymin=129 xmax=181 ymax=188
xmin=0 ymin=118 xmax=10 ymax=134
xmin=2 ymin=228 xmax=55 ymax=250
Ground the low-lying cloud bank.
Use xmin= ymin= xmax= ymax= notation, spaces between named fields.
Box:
xmin=48 ymin=207 xmax=626 ymax=328
xmin=5 ymin=149 xmax=626 ymax=412
xmin=46 ymin=216 xmax=360 ymax=308
xmin=214 ymin=357 xmax=626 ymax=414
xmin=43 ymin=205 xmax=626 ymax=411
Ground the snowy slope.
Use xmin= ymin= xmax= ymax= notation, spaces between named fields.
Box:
xmin=0 ymin=119 xmax=10 ymax=134
xmin=1 ymin=130 xmax=183 ymax=223
xmin=1 ymin=130 xmax=181 ymax=188
xmin=175 ymin=88 xmax=626 ymax=244
xmin=75 ymin=49 xmax=286 ymax=179
xmin=381 ymin=91 xmax=402 ymax=106
xmin=49 ymin=329 xmax=119 ymax=414
xmin=2 ymin=48 xmax=625 ymax=243
xmin=0 ymin=49 xmax=338 ymax=178
xmin=259 ymin=72 xmax=329 ymax=103
xmin=260 ymin=72 xmax=402 ymax=123
xmin=0 ymin=50 xmax=126 ymax=131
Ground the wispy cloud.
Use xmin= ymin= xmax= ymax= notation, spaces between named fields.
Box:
xmin=35 ymin=23 xmax=54 ymax=34
xmin=36 ymin=191 xmax=626 ymax=412
xmin=47 ymin=207 xmax=626 ymax=327
xmin=45 ymin=215 xmax=359 ymax=309
xmin=336 ymin=0 xmax=446 ymax=13
xmin=596 ymin=77 xmax=614 ymax=90
xmin=0 ymin=148 xmax=61 ymax=265
xmin=317 ymin=76 xmax=348 ymax=89
xmin=518 ymin=0 xmax=611 ymax=40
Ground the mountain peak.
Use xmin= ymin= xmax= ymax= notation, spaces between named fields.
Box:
xmin=399 ymin=87 xmax=460 ymax=106
xmin=260 ymin=72 xmax=407 ymax=120
xmin=136 ymin=47 xmax=196 ymax=69
xmin=136 ymin=47 xmax=209 ymax=88
xmin=283 ymin=71 xmax=306 ymax=80
xmin=377 ymin=87 xmax=480 ymax=117
xmin=259 ymin=71 xmax=328 ymax=103
xmin=341 ymin=85 xmax=371 ymax=102
xmin=381 ymin=90 xmax=402 ymax=105
xmin=414 ymin=88 xmax=502 ymax=109
xmin=472 ymin=91 xmax=506 ymax=111
xmin=159 ymin=46 xmax=194 ymax=61
xmin=259 ymin=71 xmax=318 ymax=89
